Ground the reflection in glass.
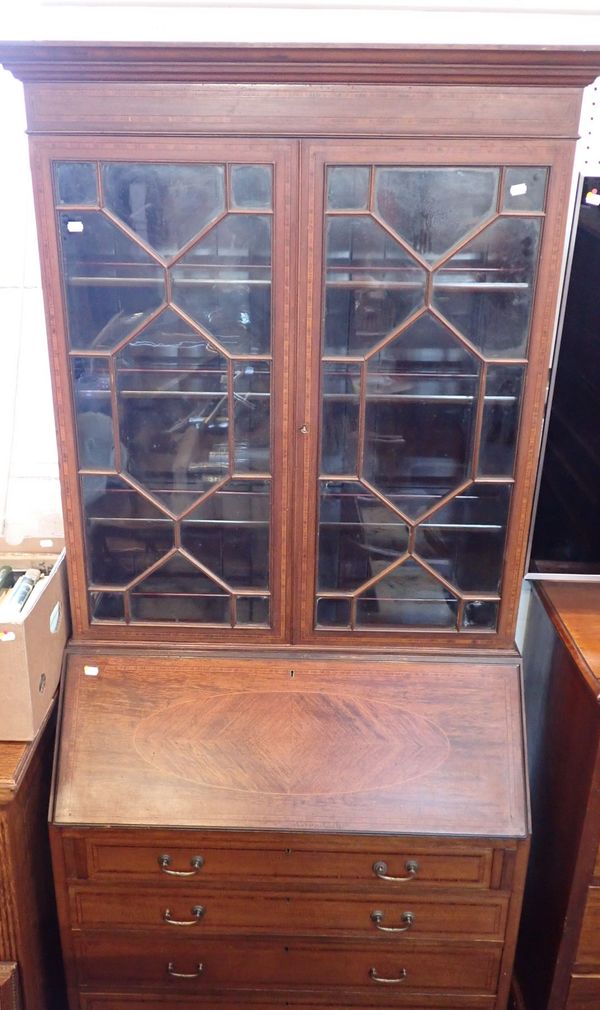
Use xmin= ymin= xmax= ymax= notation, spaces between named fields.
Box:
xmin=59 ymin=211 xmax=164 ymax=351
xmin=364 ymin=315 xmax=480 ymax=521
xmin=234 ymin=362 xmax=270 ymax=472
xmin=375 ymin=168 xmax=499 ymax=262
xmin=81 ymin=476 xmax=173 ymax=586
xmin=71 ymin=357 xmax=114 ymax=470
xmin=315 ymin=597 xmax=352 ymax=627
xmin=55 ymin=162 xmax=98 ymax=206
xmin=117 ymin=307 xmax=225 ymax=377
xmin=231 ymin=165 xmax=273 ymax=209
xmin=415 ymin=483 xmax=512 ymax=593
xmin=130 ymin=553 xmax=230 ymax=624
xmin=324 ymin=216 xmax=426 ymax=356
xmin=503 ymin=168 xmax=547 ymax=213
xmin=318 ymin=481 xmax=408 ymax=591
xmin=236 ymin=595 xmax=270 ymax=625
xmin=321 ymin=362 xmax=360 ymax=475
xmin=433 ymin=217 xmax=542 ymax=358
xmin=478 ymin=365 xmax=525 ymax=476
xmin=327 ymin=166 xmax=371 ymax=210
xmin=356 ymin=558 xmax=458 ymax=628
xmin=117 ymin=384 xmax=230 ymax=514
xmin=89 ymin=591 xmax=125 ymax=621
xmin=103 ymin=163 xmax=225 ymax=258
xmin=172 ymin=215 xmax=272 ymax=355
xmin=182 ymin=479 xmax=270 ymax=588
xmin=462 ymin=599 xmax=499 ymax=630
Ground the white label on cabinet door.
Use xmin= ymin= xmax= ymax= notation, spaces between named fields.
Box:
xmin=509 ymin=183 xmax=528 ymax=197
xmin=83 ymin=665 xmax=99 ymax=677
xmin=67 ymin=220 xmax=84 ymax=233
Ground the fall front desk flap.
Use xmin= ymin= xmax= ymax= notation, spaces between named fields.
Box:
xmin=52 ymin=654 xmax=527 ymax=838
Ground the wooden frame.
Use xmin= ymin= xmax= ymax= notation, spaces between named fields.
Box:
xmin=295 ymin=137 xmax=576 ymax=650
xmin=28 ymin=136 xmax=297 ymax=645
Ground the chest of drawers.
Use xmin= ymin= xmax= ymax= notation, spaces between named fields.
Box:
xmin=50 ymin=653 xmax=529 ymax=1009
xmin=516 ymin=584 xmax=600 ymax=1010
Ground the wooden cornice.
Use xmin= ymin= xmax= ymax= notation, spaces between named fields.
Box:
xmin=1 ymin=41 xmax=600 ymax=87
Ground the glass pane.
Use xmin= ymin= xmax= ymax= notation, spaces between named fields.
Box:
xmin=181 ymin=479 xmax=270 ymax=588
xmin=59 ymin=211 xmax=164 ymax=351
xmin=327 ymin=167 xmax=370 ymax=210
xmin=432 ymin=217 xmax=542 ymax=358
xmin=102 ymin=163 xmax=225 ymax=258
xmin=89 ymin=591 xmax=125 ymax=621
xmin=315 ymin=597 xmax=352 ymax=627
xmin=130 ymin=553 xmax=230 ymax=624
xmin=364 ymin=315 xmax=480 ymax=521
xmin=172 ymin=215 xmax=271 ymax=355
xmin=55 ymin=162 xmax=98 ymax=205
xmin=231 ymin=165 xmax=273 ymax=209
xmin=131 ymin=593 xmax=230 ymax=624
xmin=236 ymin=595 xmax=270 ymax=625
xmin=415 ymin=483 xmax=512 ymax=593
xmin=117 ymin=307 xmax=225 ymax=378
xmin=462 ymin=599 xmax=499 ymax=630
xmin=117 ymin=355 xmax=230 ymax=514
xmin=71 ymin=357 xmax=115 ymax=470
xmin=375 ymin=168 xmax=499 ymax=263
xmin=234 ymin=361 xmax=270 ymax=472
xmin=321 ymin=362 xmax=360 ymax=476
xmin=324 ymin=216 xmax=426 ymax=356
xmin=318 ymin=481 xmax=408 ymax=592
xmin=82 ymin=476 xmax=173 ymax=586
xmin=478 ymin=365 xmax=525 ymax=477
xmin=355 ymin=558 xmax=458 ymax=628
xmin=503 ymin=168 xmax=548 ymax=212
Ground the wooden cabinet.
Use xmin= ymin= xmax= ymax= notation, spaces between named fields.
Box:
xmin=2 ymin=41 xmax=600 ymax=1010
xmin=0 ymin=43 xmax=596 ymax=650
xmin=515 ymin=583 xmax=600 ymax=1010
xmin=49 ymin=653 xmax=529 ymax=1008
xmin=0 ymin=709 xmax=65 ymax=1010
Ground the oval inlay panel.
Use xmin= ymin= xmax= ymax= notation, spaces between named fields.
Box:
xmin=133 ymin=690 xmax=450 ymax=796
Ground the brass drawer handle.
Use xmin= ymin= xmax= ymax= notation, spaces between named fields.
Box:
xmin=158 ymin=854 xmax=204 ymax=876
xmin=167 ymin=961 xmax=204 ymax=979
xmin=373 ymin=859 xmax=419 ymax=882
xmin=370 ymin=910 xmax=415 ymax=933
xmin=369 ymin=967 xmax=408 ymax=984
xmin=164 ymin=905 xmax=205 ymax=926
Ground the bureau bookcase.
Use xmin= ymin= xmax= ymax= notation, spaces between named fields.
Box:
xmin=2 ymin=42 xmax=599 ymax=1010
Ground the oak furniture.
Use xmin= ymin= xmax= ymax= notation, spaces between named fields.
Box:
xmin=0 ymin=708 xmax=64 ymax=1010
xmin=2 ymin=41 xmax=600 ymax=1010
xmin=516 ymin=583 xmax=600 ymax=1010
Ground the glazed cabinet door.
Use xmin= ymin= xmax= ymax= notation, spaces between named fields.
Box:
xmin=296 ymin=139 xmax=573 ymax=648
xmin=31 ymin=138 xmax=296 ymax=643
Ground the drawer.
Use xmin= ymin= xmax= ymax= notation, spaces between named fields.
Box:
xmin=74 ymin=933 xmax=502 ymax=994
xmin=575 ymin=887 xmax=600 ymax=968
xmin=80 ymin=996 xmax=496 ymax=1010
xmin=69 ymin=886 xmax=509 ymax=941
xmin=566 ymin=974 xmax=600 ymax=1009
xmin=69 ymin=833 xmax=497 ymax=889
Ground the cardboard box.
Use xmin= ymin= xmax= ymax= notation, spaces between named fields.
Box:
xmin=0 ymin=550 xmax=69 ymax=741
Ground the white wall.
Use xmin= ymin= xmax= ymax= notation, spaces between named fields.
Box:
xmin=1 ymin=0 xmax=600 ymax=542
